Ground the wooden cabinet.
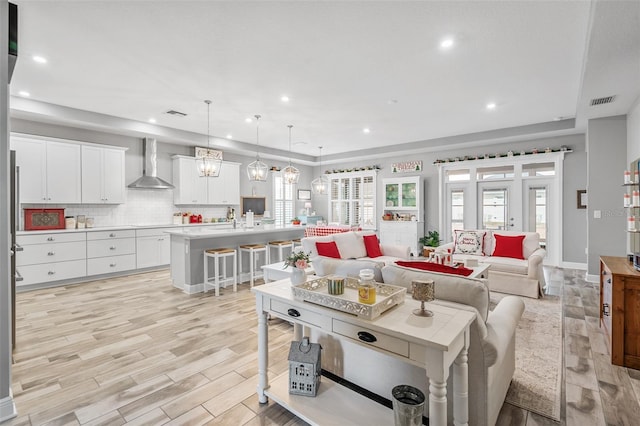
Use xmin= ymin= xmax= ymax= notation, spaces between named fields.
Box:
xmin=81 ymin=145 xmax=126 ymax=204
xmin=600 ymin=256 xmax=640 ymax=369
xmin=379 ymin=220 xmax=424 ymax=257
xmin=207 ymin=162 xmax=241 ymax=205
xmin=173 ymin=156 xmax=240 ymax=205
xmin=383 ymin=176 xmax=421 ymax=211
xmin=135 ymin=228 xmax=177 ymax=269
xmin=12 ymin=136 xmax=82 ymax=204
xmin=15 ymin=232 xmax=87 ymax=287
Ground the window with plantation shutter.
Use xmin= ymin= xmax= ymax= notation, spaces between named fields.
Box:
xmin=273 ymin=173 xmax=295 ymax=226
xmin=327 ymin=171 xmax=376 ymax=228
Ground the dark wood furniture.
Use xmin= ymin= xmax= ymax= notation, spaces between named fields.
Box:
xmin=600 ymin=256 xmax=640 ymax=369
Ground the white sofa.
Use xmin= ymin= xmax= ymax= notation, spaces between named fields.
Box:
xmin=437 ymin=230 xmax=546 ymax=298
xmin=301 ymin=231 xmax=410 ymax=281
xmin=376 ymin=265 xmax=524 ymax=426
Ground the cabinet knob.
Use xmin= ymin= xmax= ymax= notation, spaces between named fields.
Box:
xmin=109 ymin=233 xmax=116 ymax=237
xmin=110 ymin=263 xmax=117 ymax=267
xmin=47 ymin=251 xmax=55 ymax=256
xmin=602 ymin=303 xmax=610 ymax=317
xmin=47 ymin=237 xmax=55 ymax=241
xmin=357 ymin=331 xmax=377 ymax=343
xmin=48 ymin=271 xmax=55 ymax=275
xmin=287 ymin=308 xmax=301 ymax=318
xmin=110 ymin=246 xmax=117 ymax=250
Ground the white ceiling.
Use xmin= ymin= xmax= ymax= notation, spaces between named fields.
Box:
xmin=8 ymin=1 xmax=640 ymax=161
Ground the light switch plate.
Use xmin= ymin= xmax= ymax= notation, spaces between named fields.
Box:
xmin=594 ymin=210 xmax=601 ymax=219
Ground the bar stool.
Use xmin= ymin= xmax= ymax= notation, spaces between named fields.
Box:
xmin=203 ymin=247 xmax=237 ymax=297
xmin=239 ymin=244 xmax=268 ymax=287
xmin=268 ymin=240 xmax=294 ymax=263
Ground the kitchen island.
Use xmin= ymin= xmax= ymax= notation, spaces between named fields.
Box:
xmin=166 ymin=225 xmax=305 ymax=293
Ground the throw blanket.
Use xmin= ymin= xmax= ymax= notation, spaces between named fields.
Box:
xmin=395 ymin=261 xmax=474 ymax=277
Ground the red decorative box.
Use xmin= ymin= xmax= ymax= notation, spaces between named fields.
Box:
xmin=24 ymin=208 xmax=65 ymax=231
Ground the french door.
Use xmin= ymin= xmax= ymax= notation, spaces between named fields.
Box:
xmin=477 ymin=181 xmax=520 ymax=231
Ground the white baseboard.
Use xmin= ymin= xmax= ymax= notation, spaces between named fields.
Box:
xmin=586 ymin=273 xmax=599 ymax=283
xmin=0 ymin=392 xmax=17 ymax=422
xmin=561 ymin=261 xmax=587 ymax=270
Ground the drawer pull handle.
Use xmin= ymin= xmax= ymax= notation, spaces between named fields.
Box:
xmin=110 ymin=246 xmax=117 ymax=250
xmin=607 ymin=279 xmax=612 ymax=285
xmin=287 ymin=308 xmax=301 ymax=317
xmin=603 ymin=303 xmax=610 ymax=317
xmin=47 ymin=237 xmax=54 ymax=241
xmin=357 ymin=331 xmax=377 ymax=343
xmin=110 ymin=263 xmax=117 ymax=267
xmin=48 ymin=251 xmax=55 ymax=256
xmin=48 ymin=271 xmax=55 ymax=275
xmin=109 ymin=233 xmax=116 ymax=237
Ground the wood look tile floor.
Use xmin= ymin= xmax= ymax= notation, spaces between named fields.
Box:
xmin=6 ymin=268 xmax=640 ymax=425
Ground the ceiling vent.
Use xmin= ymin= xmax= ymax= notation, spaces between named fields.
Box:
xmin=590 ymin=95 xmax=616 ymax=106
xmin=165 ymin=109 xmax=187 ymax=117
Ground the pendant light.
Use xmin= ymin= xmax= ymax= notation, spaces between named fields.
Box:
xmin=196 ymin=99 xmax=222 ymax=177
xmin=247 ymin=114 xmax=269 ymax=181
xmin=311 ymin=146 xmax=329 ymax=195
xmin=282 ymin=124 xmax=300 ymax=184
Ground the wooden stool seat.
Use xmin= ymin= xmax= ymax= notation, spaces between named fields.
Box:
xmin=204 ymin=247 xmax=237 ymax=296
xmin=268 ymin=240 xmax=292 ymax=245
xmin=268 ymin=240 xmax=294 ymax=263
xmin=240 ymin=244 xmax=266 ymax=249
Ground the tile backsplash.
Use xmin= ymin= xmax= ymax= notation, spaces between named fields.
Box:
xmin=20 ymin=189 xmax=233 ymax=229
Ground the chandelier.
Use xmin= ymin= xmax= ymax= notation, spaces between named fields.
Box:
xmin=196 ymin=99 xmax=222 ymax=177
xmin=311 ymin=146 xmax=329 ymax=195
xmin=282 ymin=124 xmax=300 ymax=184
xmin=247 ymin=114 xmax=269 ymax=182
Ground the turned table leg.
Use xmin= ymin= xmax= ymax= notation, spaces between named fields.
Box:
xmin=256 ymin=308 xmax=269 ymax=403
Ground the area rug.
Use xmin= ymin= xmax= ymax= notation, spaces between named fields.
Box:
xmin=491 ymin=292 xmax=562 ymax=421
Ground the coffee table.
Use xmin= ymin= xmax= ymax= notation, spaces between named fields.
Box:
xmin=261 ymin=261 xmax=315 ymax=282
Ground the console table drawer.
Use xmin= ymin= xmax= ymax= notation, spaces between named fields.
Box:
xmin=270 ymin=299 xmax=331 ymax=329
xmin=332 ymin=319 xmax=409 ymax=358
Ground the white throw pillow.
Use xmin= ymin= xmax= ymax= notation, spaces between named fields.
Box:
xmin=453 ymin=230 xmax=486 ymax=256
xmin=333 ymin=232 xmax=367 ymax=259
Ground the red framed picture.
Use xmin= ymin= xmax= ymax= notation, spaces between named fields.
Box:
xmin=24 ymin=208 xmax=65 ymax=231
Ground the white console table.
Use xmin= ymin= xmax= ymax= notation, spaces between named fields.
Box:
xmin=252 ymin=279 xmax=475 ymax=426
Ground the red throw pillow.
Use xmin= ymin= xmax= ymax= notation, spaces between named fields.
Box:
xmin=492 ymin=234 xmax=525 ymax=260
xmin=316 ymin=241 xmax=341 ymax=259
xmin=363 ymin=234 xmax=383 ymax=258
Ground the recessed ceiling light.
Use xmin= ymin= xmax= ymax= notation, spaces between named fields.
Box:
xmin=245 ymin=117 xmax=253 ymax=123
xmin=440 ymin=38 xmax=455 ymax=50
xmin=18 ymin=91 xmax=30 ymax=97
xmin=148 ymin=118 xmax=156 ymax=123
xmin=32 ymin=55 xmax=47 ymax=64
xmin=281 ymin=95 xmax=290 ymax=102
xmin=226 ymin=134 xmax=233 ymax=139
xmin=363 ymin=128 xmax=371 ymax=134
xmin=486 ymin=103 xmax=497 ymax=110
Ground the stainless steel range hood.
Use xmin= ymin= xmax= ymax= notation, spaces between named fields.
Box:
xmin=128 ymin=138 xmax=174 ymax=189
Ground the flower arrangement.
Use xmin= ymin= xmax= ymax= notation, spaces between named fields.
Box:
xmin=284 ymin=251 xmax=311 ymax=270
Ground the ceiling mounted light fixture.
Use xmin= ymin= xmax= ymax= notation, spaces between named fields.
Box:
xmin=282 ymin=125 xmax=300 ymax=184
xmin=311 ymin=146 xmax=329 ymax=195
xmin=196 ymin=99 xmax=222 ymax=177
xmin=247 ymin=114 xmax=269 ymax=182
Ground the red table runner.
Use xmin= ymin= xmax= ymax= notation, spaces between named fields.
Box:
xmin=395 ymin=261 xmax=474 ymax=277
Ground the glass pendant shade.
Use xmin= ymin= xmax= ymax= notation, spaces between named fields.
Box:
xmin=247 ymin=114 xmax=269 ymax=182
xmin=312 ymin=145 xmax=329 ymax=195
xmin=197 ymin=100 xmax=222 ymax=177
xmin=283 ymin=124 xmax=300 ymax=184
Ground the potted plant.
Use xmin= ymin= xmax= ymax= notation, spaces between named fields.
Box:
xmin=291 ymin=217 xmax=301 ymax=225
xmin=419 ymin=231 xmax=440 ymax=257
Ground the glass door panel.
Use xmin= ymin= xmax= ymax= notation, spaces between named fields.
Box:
xmin=385 ymin=183 xmax=399 ymax=207
xmin=401 ymin=182 xmax=417 ymax=207
xmin=480 ymin=188 xmax=508 ymax=230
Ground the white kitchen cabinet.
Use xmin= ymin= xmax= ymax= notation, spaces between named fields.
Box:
xmin=383 ymin=176 xmax=422 ymax=212
xmin=172 ymin=156 xmax=240 ymax=205
xmin=82 ymin=145 xmax=126 ymax=204
xmin=207 ymin=162 xmax=240 ymax=205
xmin=11 ymin=136 xmax=82 ymax=204
xmin=135 ymin=228 xmax=177 ymax=269
xmin=86 ymin=229 xmax=136 ymax=276
xmin=172 ymin=156 xmax=208 ymax=205
xmin=15 ymin=231 xmax=87 ymax=287
xmin=379 ymin=220 xmax=424 ymax=257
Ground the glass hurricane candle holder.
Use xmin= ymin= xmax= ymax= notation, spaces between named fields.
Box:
xmin=411 ymin=279 xmax=434 ymax=317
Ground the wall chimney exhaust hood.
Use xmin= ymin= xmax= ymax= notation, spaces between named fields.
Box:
xmin=128 ymin=138 xmax=174 ymax=189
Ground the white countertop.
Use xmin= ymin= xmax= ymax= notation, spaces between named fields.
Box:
xmin=15 ymin=221 xmax=236 ymax=235
xmin=165 ymin=224 xmax=305 ymax=239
